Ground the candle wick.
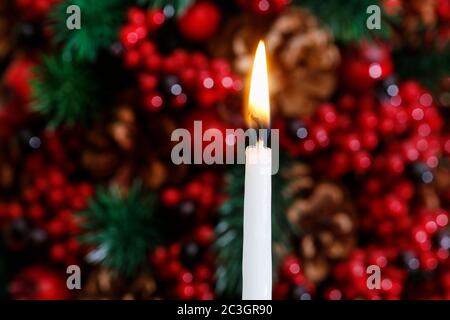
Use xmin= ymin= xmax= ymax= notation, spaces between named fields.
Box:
xmin=248 ymin=114 xmax=271 ymax=148
xmin=249 ymin=113 xmax=264 ymax=131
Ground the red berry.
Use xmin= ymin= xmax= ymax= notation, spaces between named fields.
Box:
xmin=50 ymin=243 xmax=66 ymax=262
xmin=8 ymin=203 xmax=23 ymax=219
xmin=176 ymin=283 xmax=195 ymax=299
xmin=127 ymin=7 xmax=146 ymax=25
xmin=143 ymin=93 xmax=164 ymax=111
xmin=48 ymin=169 xmax=66 ymax=187
xmin=194 ymin=265 xmax=212 ymax=282
xmin=185 ymin=181 xmax=203 ymax=200
xmin=169 ymin=243 xmax=181 ymax=258
xmin=66 ymin=238 xmax=81 ymax=252
xmin=353 ymin=151 xmax=372 ymax=173
xmin=167 ymin=261 xmax=183 ymax=277
xmin=3 ymin=57 xmax=35 ymax=101
xmin=147 ymin=9 xmax=165 ymax=31
xmin=361 ymin=130 xmax=379 ymax=150
xmin=194 ymin=224 xmax=214 ymax=246
xmin=138 ymin=73 xmax=158 ymax=92
xmin=281 ymin=255 xmax=301 ymax=280
xmin=78 ymin=182 xmax=94 ymax=198
xmin=28 ymin=204 xmax=45 ymax=220
xmin=178 ymin=2 xmax=221 ymax=42
xmin=317 ymin=104 xmax=338 ymax=130
xmin=47 ymin=219 xmax=66 ymax=239
xmin=144 ymin=54 xmax=162 ymax=72
xmin=47 ymin=189 xmax=65 ymax=207
xmin=161 ymin=187 xmax=181 ymax=207
xmin=124 ymin=50 xmax=141 ymax=68
xmin=120 ymin=26 xmax=140 ymax=48
xmin=151 ymin=246 xmax=167 ymax=265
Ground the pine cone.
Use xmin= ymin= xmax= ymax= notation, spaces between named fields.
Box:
xmin=79 ymin=268 xmax=158 ymax=300
xmin=282 ymin=163 xmax=356 ymax=283
xmin=210 ymin=8 xmax=340 ymax=117
xmin=80 ymin=105 xmax=188 ymax=190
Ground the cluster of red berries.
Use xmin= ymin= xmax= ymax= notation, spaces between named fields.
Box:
xmin=359 ymin=177 xmax=416 ymax=241
xmin=14 ymin=0 xmax=60 ymax=20
xmin=0 ymin=57 xmax=38 ymax=137
xmin=405 ymin=208 xmax=449 ymax=271
xmin=154 ymin=173 xmax=219 ymax=299
xmin=3 ymin=56 xmax=35 ymax=103
xmin=324 ymin=248 xmax=407 ymax=300
xmin=280 ymin=81 xmax=444 ymax=179
xmin=120 ymin=7 xmax=241 ymax=112
xmin=273 ymin=255 xmax=315 ymax=300
xmin=150 ymin=240 xmax=216 ymax=300
xmin=340 ymin=41 xmax=393 ymax=92
xmin=0 ymin=131 xmax=94 ymax=265
xmin=237 ymin=0 xmax=291 ymax=15
xmin=0 ymin=164 xmax=93 ymax=265
xmin=160 ymin=172 xmax=225 ymax=222
xmin=9 ymin=265 xmax=70 ymax=300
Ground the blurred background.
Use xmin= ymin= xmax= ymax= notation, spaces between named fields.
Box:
xmin=0 ymin=0 xmax=450 ymax=300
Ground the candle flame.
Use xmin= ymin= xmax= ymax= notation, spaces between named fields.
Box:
xmin=247 ymin=40 xmax=270 ymax=128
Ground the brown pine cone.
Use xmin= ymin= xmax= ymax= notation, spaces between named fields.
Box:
xmin=210 ymin=8 xmax=340 ymax=118
xmin=80 ymin=104 xmax=188 ymax=190
xmin=282 ymin=163 xmax=357 ymax=283
xmin=79 ymin=268 xmax=159 ymax=300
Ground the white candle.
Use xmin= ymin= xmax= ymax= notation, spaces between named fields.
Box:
xmin=242 ymin=41 xmax=272 ymax=300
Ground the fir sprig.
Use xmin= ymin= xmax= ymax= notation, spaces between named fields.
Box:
xmin=215 ymin=160 xmax=296 ymax=298
xmin=79 ymin=181 xmax=160 ymax=277
xmin=31 ymin=55 xmax=101 ymax=127
xmin=295 ymin=0 xmax=390 ymax=43
xmin=51 ymin=0 xmax=134 ymax=62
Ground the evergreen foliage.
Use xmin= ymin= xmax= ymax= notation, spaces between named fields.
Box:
xmin=296 ymin=0 xmax=390 ymax=43
xmin=79 ymin=182 xmax=160 ymax=277
xmin=32 ymin=55 xmax=102 ymax=127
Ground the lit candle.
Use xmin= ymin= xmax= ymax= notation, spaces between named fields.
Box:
xmin=242 ymin=41 xmax=272 ymax=300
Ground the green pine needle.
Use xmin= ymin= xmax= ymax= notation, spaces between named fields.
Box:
xmin=31 ymin=55 xmax=101 ymax=127
xmin=214 ymin=159 xmax=297 ymax=298
xmin=79 ymin=181 xmax=160 ymax=277
xmin=51 ymin=0 xmax=133 ymax=62
xmin=295 ymin=0 xmax=390 ymax=43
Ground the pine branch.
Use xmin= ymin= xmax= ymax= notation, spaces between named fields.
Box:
xmin=294 ymin=0 xmax=390 ymax=43
xmin=51 ymin=0 xmax=135 ymax=62
xmin=78 ymin=181 xmax=161 ymax=277
xmin=31 ymin=55 xmax=102 ymax=127
xmin=214 ymin=157 xmax=297 ymax=298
